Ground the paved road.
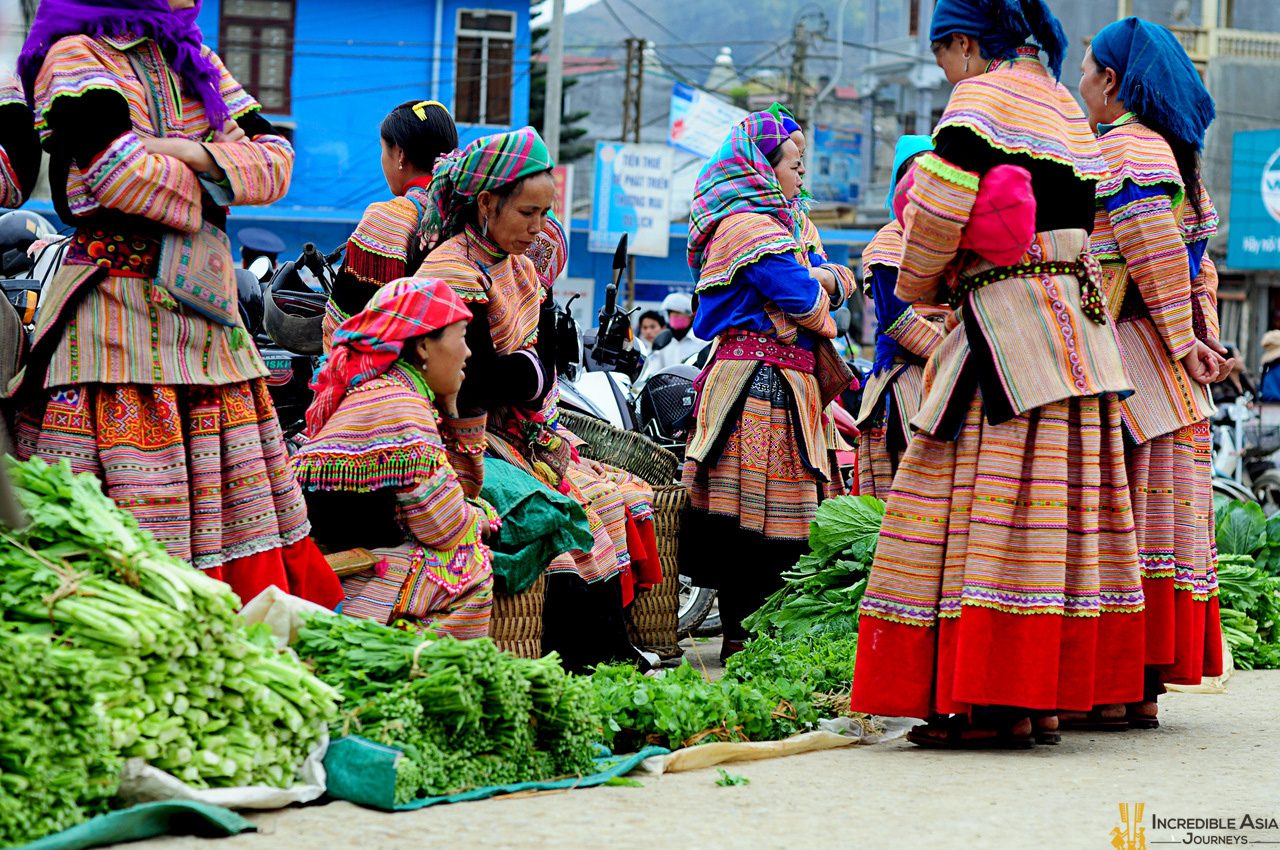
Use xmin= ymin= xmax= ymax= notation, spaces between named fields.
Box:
xmin=139 ymin=668 xmax=1280 ymax=850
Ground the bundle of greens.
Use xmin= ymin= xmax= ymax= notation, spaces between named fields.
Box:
xmin=293 ymin=612 xmax=598 ymax=804
xmin=743 ymin=496 xmax=884 ymax=639
xmin=1212 ymin=501 xmax=1280 ymax=670
xmin=0 ymin=459 xmax=340 ymax=804
xmin=0 ymin=627 xmax=125 ymax=847
xmin=722 ymin=634 xmax=858 ymax=696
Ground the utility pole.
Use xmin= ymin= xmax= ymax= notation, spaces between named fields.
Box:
xmin=542 ymin=0 xmax=566 ymax=157
xmin=620 ymin=36 xmax=644 ymax=308
xmin=788 ymin=22 xmax=808 ymax=121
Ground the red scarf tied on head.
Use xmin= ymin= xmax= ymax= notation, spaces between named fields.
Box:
xmin=306 ymin=277 xmax=471 ymax=435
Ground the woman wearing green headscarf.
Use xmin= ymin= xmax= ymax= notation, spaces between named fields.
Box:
xmin=416 ymin=127 xmax=645 ymax=670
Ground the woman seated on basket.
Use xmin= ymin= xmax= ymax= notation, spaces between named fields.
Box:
xmin=292 ymin=277 xmax=499 ymax=638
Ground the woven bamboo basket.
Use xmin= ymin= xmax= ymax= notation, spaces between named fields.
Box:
xmin=490 ymin=573 xmax=547 ymax=659
xmin=558 ymin=410 xmax=679 ymax=487
xmin=627 ymin=485 xmax=687 ymax=659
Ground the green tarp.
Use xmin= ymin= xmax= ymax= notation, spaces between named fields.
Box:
xmin=323 ymin=736 xmax=668 ymax=811
xmin=19 ymin=801 xmax=254 ymax=850
xmin=480 ymin=457 xmax=594 ymax=594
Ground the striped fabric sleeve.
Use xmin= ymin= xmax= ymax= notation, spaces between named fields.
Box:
xmin=82 ymin=130 xmax=204 ymax=230
xmin=438 ymin=411 xmax=488 ymax=500
xmin=884 ymin=305 xmax=945 ymax=359
xmin=821 ymin=262 xmax=854 ymax=310
xmin=1106 ymin=183 xmax=1197 ymax=359
xmin=896 ymin=152 xmax=979 ymax=304
xmin=203 ymin=133 xmax=293 ymax=206
xmin=395 ymin=463 xmax=489 ymax=553
xmin=1193 ymin=255 xmax=1220 ymax=341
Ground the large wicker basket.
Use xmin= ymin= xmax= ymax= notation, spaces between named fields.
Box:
xmin=558 ymin=409 xmax=679 ymax=487
xmin=490 ymin=573 xmax=546 ymax=658
xmin=627 ymin=485 xmax=687 ymax=659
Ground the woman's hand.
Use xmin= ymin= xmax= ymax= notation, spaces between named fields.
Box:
xmin=809 ymin=265 xmax=838 ymax=296
xmin=576 ymin=458 xmax=607 ymax=479
xmin=213 ymin=119 xmax=246 ymax=144
xmin=1202 ymin=336 xmax=1237 ymax=382
xmin=141 ymin=136 xmax=225 ymax=181
xmin=1180 ymin=340 xmax=1225 ymax=385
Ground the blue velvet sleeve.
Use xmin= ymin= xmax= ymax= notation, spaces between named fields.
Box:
xmin=739 ymin=253 xmax=826 ymax=318
xmin=869 ymin=265 xmax=909 ymax=330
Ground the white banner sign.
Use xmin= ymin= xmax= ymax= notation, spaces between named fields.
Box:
xmin=668 ymin=81 xmax=749 ymax=159
xmin=588 ymin=142 xmax=673 ymax=258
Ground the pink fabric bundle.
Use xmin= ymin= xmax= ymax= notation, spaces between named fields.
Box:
xmin=893 ymin=163 xmax=1036 ymax=266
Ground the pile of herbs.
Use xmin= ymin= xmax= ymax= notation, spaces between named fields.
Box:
xmin=0 ymin=459 xmax=340 ymax=844
xmin=592 ymin=634 xmax=861 ymax=752
xmin=293 ymin=612 xmax=598 ymax=804
xmin=743 ymin=496 xmax=884 ymax=639
xmin=1212 ymin=501 xmax=1280 ymax=669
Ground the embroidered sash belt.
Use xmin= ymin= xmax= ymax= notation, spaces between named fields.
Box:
xmin=949 ymin=256 xmax=1108 ymax=324
xmin=716 ymin=330 xmax=817 ymax=374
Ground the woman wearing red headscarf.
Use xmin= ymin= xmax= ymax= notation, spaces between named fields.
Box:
xmin=293 ymin=277 xmax=498 ymax=636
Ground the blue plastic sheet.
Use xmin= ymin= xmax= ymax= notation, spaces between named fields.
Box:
xmin=323 ymin=736 xmax=668 ymax=811
xmin=20 ymin=800 xmax=255 ymax=850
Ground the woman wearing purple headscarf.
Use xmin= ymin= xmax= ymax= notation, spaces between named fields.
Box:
xmin=10 ymin=0 xmax=343 ymax=610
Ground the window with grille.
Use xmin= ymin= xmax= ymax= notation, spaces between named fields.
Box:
xmin=219 ymin=0 xmax=295 ymax=114
xmin=455 ymin=9 xmax=516 ymax=126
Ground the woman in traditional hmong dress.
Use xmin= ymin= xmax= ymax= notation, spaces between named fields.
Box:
xmin=321 ymin=100 xmax=457 ymax=351
xmin=856 ymin=136 xmax=949 ymax=500
xmin=415 ymin=128 xmax=648 ymax=669
xmin=680 ymin=112 xmax=852 ymax=660
xmin=292 ymin=278 xmax=497 ymax=637
xmin=765 ymin=103 xmax=859 ymax=498
xmin=1075 ymin=17 xmax=1228 ymax=727
xmin=11 ymin=0 xmax=342 ymax=608
xmin=0 ymin=71 xmax=41 ymax=209
xmin=848 ymin=0 xmax=1146 ymax=747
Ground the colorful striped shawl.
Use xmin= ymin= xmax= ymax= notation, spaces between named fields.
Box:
xmin=936 ymin=47 xmax=1108 ymax=182
xmin=417 ymin=230 xmax=543 ymax=356
xmin=293 ymin=365 xmax=450 ymax=493
xmin=343 ymin=186 xmax=430 ymax=285
xmin=695 ymin=212 xmax=799 ymax=293
xmin=688 ymin=113 xmax=797 ymax=281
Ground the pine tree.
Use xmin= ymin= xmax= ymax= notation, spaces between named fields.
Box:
xmin=530 ymin=24 xmax=593 ymax=163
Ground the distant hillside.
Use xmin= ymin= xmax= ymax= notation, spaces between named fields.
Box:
xmin=564 ymin=0 xmax=862 ymax=83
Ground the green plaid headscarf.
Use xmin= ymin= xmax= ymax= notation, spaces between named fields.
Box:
xmin=425 ymin=126 xmax=555 ymax=237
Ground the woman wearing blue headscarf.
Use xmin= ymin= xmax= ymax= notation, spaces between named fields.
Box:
xmin=854 ymin=135 xmax=949 ymax=499
xmin=849 ymin=0 xmax=1144 ymax=749
xmin=1077 ymin=17 xmax=1229 ymax=729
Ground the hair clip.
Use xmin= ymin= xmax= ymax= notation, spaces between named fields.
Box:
xmin=412 ymin=100 xmax=447 ymax=121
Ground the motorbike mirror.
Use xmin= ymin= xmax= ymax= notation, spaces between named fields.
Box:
xmin=248 ymin=255 xmax=273 ymax=283
xmin=833 ymin=306 xmax=852 ymax=336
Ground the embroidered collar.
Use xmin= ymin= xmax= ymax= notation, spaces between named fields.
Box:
xmin=390 ymin=359 xmax=435 ymax=401
xmin=463 ymin=224 xmax=508 ymax=266
xmin=1097 ymin=111 xmax=1139 ymax=137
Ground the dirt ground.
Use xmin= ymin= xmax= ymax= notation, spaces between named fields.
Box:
xmin=136 ymin=663 xmax=1280 ymax=850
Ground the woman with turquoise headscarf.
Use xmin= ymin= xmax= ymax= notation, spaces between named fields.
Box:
xmin=854 ymin=135 xmax=950 ymax=499
xmin=849 ymin=0 xmax=1144 ymax=749
xmin=1077 ymin=16 xmax=1228 ymax=729
xmin=680 ymin=112 xmax=852 ymax=661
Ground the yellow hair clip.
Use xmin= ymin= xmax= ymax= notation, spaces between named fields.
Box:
xmin=412 ymin=100 xmax=447 ymax=121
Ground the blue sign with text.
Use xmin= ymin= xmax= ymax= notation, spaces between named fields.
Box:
xmin=1228 ymin=128 xmax=1280 ymax=270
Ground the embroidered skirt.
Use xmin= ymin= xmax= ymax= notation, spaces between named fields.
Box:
xmin=14 ymin=379 xmax=343 ymax=609
xmin=340 ymin=548 xmax=494 ymax=639
xmin=681 ymin=364 xmax=823 ymax=542
xmin=1126 ymin=421 xmax=1223 ymax=685
xmin=857 ymin=364 xmax=925 ymax=501
xmin=851 ymin=392 xmax=1145 ymax=718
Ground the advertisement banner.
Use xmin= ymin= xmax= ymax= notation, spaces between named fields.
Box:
xmin=668 ymin=82 xmax=749 ymax=159
xmin=1228 ymin=128 xmax=1280 ymax=270
xmin=588 ymin=142 xmax=673 ymax=258
xmin=810 ymin=123 xmax=862 ymax=204
xmin=549 ymin=164 xmax=574 ymax=281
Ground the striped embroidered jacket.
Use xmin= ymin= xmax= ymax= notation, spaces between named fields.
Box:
xmin=797 ymin=212 xmax=857 ymax=455
xmin=292 ymin=364 xmax=496 ymax=599
xmin=1090 ymin=117 xmax=1219 ymax=444
xmin=0 ymin=72 xmax=39 ymax=209
xmin=897 ymin=50 xmax=1131 ymax=436
xmin=856 ymin=221 xmax=948 ymax=432
xmin=21 ymin=34 xmax=294 ymax=392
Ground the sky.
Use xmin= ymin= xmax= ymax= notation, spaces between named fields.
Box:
xmin=531 ymin=0 xmax=602 ymax=27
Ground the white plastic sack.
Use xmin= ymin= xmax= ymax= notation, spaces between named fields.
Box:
xmin=116 ymin=732 xmax=329 ymax=810
xmin=239 ymin=585 xmax=332 ymax=649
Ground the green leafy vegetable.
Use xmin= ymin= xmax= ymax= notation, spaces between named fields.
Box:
xmin=716 ymin=768 xmax=750 ymax=786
